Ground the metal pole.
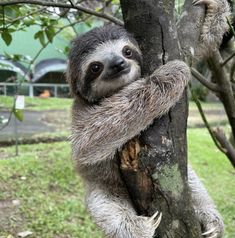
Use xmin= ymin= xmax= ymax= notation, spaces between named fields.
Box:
xmin=29 ymin=83 xmax=33 ymax=97
xmin=14 ymin=114 xmax=19 ymax=156
xmin=4 ymin=85 xmax=7 ymax=95
xmin=54 ymin=86 xmax=57 ymax=97
xmin=14 ymin=84 xmax=19 ymax=156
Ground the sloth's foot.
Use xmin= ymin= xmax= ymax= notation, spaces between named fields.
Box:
xmin=198 ymin=209 xmax=224 ymax=238
xmin=134 ymin=211 xmax=162 ymax=238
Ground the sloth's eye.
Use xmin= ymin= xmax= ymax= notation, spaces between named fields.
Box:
xmin=122 ymin=46 xmax=132 ymax=58
xmin=90 ymin=62 xmax=103 ymax=74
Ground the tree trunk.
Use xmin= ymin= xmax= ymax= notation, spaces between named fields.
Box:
xmin=119 ymin=0 xmax=204 ymax=237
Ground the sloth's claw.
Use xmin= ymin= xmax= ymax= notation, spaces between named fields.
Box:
xmin=193 ymin=0 xmax=216 ymax=6
xmin=148 ymin=211 xmax=159 ymax=222
xmin=153 ymin=212 xmax=162 ymax=229
xmin=202 ymin=227 xmax=217 ymax=237
xmin=147 ymin=211 xmax=162 ymax=229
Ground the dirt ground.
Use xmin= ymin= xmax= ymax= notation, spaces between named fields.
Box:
xmin=188 ymin=108 xmax=227 ymax=127
xmin=0 ymin=106 xmax=228 ymax=148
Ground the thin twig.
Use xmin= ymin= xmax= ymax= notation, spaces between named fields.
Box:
xmin=6 ymin=6 xmax=47 ymax=28
xmin=0 ymin=0 xmax=124 ymax=26
xmin=221 ymin=52 xmax=235 ymax=67
xmin=68 ymin=0 xmax=75 ymax=7
xmin=191 ymin=67 xmax=220 ymax=92
xmin=189 ymin=83 xmax=226 ymax=153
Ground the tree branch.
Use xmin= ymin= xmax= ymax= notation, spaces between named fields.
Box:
xmin=6 ymin=6 xmax=47 ymax=28
xmin=191 ymin=67 xmax=220 ymax=92
xmin=190 ymin=84 xmax=226 ymax=153
xmin=221 ymin=52 xmax=235 ymax=67
xmin=207 ymin=50 xmax=235 ymax=139
xmin=190 ymin=84 xmax=235 ymax=168
xmin=0 ymin=0 xmax=124 ymax=26
xmin=212 ymin=128 xmax=235 ymax=168
xmin=68 ymin=0 xmax=75 ymax=7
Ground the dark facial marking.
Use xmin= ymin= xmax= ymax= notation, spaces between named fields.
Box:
xmin=80 ymin=62 xmax=103 ymax=99
xmin=90 ymin=62 xmax=104 ymax=75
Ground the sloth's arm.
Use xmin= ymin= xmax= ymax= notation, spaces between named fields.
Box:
xmin=71 ymin=60 xmax=190 ymax=164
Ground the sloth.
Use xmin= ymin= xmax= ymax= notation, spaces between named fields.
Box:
xmin=67 ymin=1 xmax=230 ymax=237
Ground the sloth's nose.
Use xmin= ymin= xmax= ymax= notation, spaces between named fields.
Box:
xmin=110 ymin=57 xmax=126 ymax=72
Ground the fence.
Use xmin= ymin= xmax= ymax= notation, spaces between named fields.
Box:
xmin=0 ymin=82 xmax=70 ymax=98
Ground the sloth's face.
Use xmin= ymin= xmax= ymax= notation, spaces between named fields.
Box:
xmin=81 ymin=39 xmax=142 ymax=103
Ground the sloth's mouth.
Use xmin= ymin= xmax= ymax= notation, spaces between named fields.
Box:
xmin=110 ymin=67 xmax=131 ymax=79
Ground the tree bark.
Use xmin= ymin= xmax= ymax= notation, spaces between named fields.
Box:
xmin=119 ymin=0 xmax=204 ymax=237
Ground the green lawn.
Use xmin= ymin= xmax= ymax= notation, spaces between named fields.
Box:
xmin=0 ymin=96 xmax=72 ymax=111
xmin=189 ymin=101 xmax=223 ymax=110
xmin=188 ymin=129 xmax=235 ymax=238
xmin=0 ymin=129 xmax=234 ymax=238
xmin=0 ymin=142 xmax=103 ymax=238
xmin=0 ymin=95 xmax=223 ymax=112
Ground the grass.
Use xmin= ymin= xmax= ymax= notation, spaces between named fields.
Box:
xmin=0 ymin=95 xmax=223 ymax=112
xmin=0 ymin=142 xmax=103 ymax=238
xmin=189 ymin=101 xmax=224 ymax=110
xmin=0 ymin=129 xmax=234 ymax=238
xmin=188 ymin=129 xmax=235 ymax=238
xmin=0 ymin=96 xmax=72 ymax=111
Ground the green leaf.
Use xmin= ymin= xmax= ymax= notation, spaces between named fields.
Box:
xmin=7 ymin=28 xmax=16 ymax=33
xmin=34 ymin=31 xmax=40 ymax=39
xmin=34 ymin=30 xmax=46 ymax=46
xmin=39 ymin=32 xmax=46 ymax=46
xmin=50 ymin=20 xmax=58 ymax=26
xmin=45 ymin=27 xmax=55 ymax=43
xmin=63 ymin=46 xmax=70 ymax=55
xmin=13 ymin=109 xmax=24 ymax=122
xmin=1 ymin=30 xmax=12 ymax=46
xmin=23 ymin=17 xmax=35 ymax=26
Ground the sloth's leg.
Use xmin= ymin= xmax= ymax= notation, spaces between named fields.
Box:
xmin=193 ymin=0 xmax=230 ymax=54
xmin=85 ymin=183 xmax=162 ymax=238
xmin=188 ymin=166 xmax=224 ymax=238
